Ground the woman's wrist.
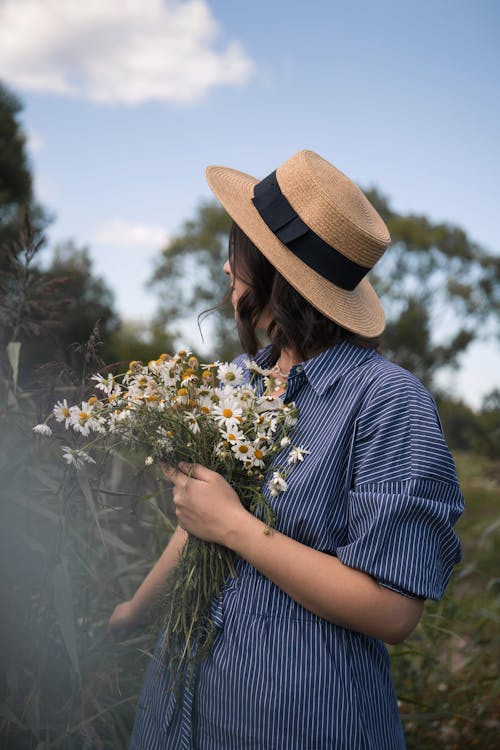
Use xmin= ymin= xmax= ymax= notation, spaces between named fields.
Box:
xmin=222 ymin=507 xmax=263 ymax=553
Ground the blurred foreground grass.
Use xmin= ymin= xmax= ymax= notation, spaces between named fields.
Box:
xmin=0 ymin=387 xmax=498 ymax=749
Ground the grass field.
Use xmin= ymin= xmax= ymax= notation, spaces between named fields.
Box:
xmin=391 ymin=451 xmax=500 ymax=749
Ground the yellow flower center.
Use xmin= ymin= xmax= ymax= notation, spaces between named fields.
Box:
xmin=146 ymin=395 xmax=158 ymax=402
xmin=201 ymin=405 xmax=210 ymax=414
xmin=79 ymin=412 xmax=89 ymax=421
xmin=178 ymin=387 xmax=188 ymax=397
xmin=255 ymin=449 xmax=264 ymax=460
xmin=228 ymin=433 xmax=236 ymax=441
xmin=223 ymin=408 xmax=233 ymax=418
xmin=202 ymin=371 xmax=212 ymax=380
xmin=238 ymin=445 xmax=249 ymax=454
xmin=88 ymin=396 xmax=97 ymax=405
xmin=63 ymin=407 xmax=70 ymax=417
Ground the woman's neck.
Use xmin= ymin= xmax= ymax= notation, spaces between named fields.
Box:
xmin=276 ymin=348 xmax=302 ymax=376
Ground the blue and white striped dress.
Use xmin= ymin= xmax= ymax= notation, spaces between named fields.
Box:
xmin=130 ymin=341 xmax=464 ymax=749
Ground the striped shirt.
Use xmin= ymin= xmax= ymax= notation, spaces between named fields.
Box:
xmin=130 ymin=341 xmax=464 ymax=749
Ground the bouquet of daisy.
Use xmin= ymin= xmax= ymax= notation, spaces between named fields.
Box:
xmin=34 ymin=350 xmax=307 ymax=681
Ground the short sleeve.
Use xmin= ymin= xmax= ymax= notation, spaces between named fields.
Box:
xmin=335 ymin=367 xmax=464 ymax=601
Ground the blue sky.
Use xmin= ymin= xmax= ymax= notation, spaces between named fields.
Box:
xmin=1 ymin=0 xmax=499 ymax=407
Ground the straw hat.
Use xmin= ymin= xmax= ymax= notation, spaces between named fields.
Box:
xmin=205 ymin=149 xmax=391 ymax=338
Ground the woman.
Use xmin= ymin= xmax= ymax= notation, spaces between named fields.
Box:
xmin=109 ymin=150 xmax=464 ymax=749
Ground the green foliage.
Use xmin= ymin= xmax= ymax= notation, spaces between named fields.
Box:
xmin=0 ymin=82 xmax=33 ymax=255
xmin=0 ymin=220 xmax=121 ymax=389
xmin=390 ymin=452 xmax=500 ymax=748
xmin=0 ymin=375 xmax=172 ymax=749
xmin=150 ymin=200 xmax=240 ymax=361
xmin=0 ymin=81 xmax=51 ymax=267
xmin=437 ymin=391 xmax=500 ymax=459
xmin=366 ymin=188 xmax=500 ymax=387
xmin=106 ymin=320 xmax=176 ymax=368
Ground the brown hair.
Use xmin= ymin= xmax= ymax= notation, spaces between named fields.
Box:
xmin=229 ymin=222 xmax=378 ymax=361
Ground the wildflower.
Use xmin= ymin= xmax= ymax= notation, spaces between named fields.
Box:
xmin=288 ymin=446 xmax=310 ymax=464
xmin=268 ymin=471 xmax=288 ymax=497
xmin=216 ymin=363 xmax=244 ymax=386
xmin=53 ymin=399 xmax=72 ymax=428
xmin=61 ymin=446 xmax=96 ymax=470
xmin=33 ymin=423 xmax=52 ymax=436
xmin=212 ymin=394 xmax=244 ymax=428
xmin=252 ymin=445 xmax=266 ymax=468
xmin=280 ymin=436 xmax=291 ymax=447
xmin=184 ymin=412 xmax=201 ymax=434
xmin=91 ymin=373 xmax=115 ymax=394
xmin=145 ymin=456 xmax=154 ymax=466
xmin=230 ymin=440 xmax=256 ymax=463
xmin=220 ymin=427 xmax=245 ymax=444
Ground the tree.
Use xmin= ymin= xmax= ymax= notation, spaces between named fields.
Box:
xmin=0 ymin=81 xmax=50 ymax=268
xmin=365 ymin=188 xmax=500 ymax=388
xmin=151 ymin=195 xmax=500 ymax=387
xmin=0 ymin=82 xmax=32 ymax=251
xmin=150 ymin=201 xmax=238 ymax=361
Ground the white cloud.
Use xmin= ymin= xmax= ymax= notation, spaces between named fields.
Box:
xmin=93 ymin=219 xmax=169 ymax=248
xmin=0 ymin=0 xmax=254 ymax=104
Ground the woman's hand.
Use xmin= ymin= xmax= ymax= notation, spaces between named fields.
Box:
xmin=108 ymin=599 xmax=146 ymax=641
xmin=161 ymin=462 xmax=249 ymax=545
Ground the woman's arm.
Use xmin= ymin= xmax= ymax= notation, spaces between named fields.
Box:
xmin=165 ymin=464 xmax=424 ymax=645
xmin=108 ymin=524 xmax=187 ymax=639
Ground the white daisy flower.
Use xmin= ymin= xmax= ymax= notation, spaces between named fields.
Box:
xmin=231 ymin=441 xmax=255 ymax=463
xmin=212 ymin=394 xmax=244 ymax=428
xmin=251 ymin=443 xmax=267 ymax=468
xmin=33 ymin=423 xmax=52 ymax=436
xmin=256 ymin=395 xmax=282 ymax=412
xmin=91 ymin=373 xmax=115 ymax=394
xmin=145 ymin=456 xmax=154 ymax=466
xmin=284 ymin=404 xmax=298 ymax=427
xmin=158 ymin=362 xmax=181 ymax=387
xmin=53 ymin=399 xmax=72 ymax=428
xmin=198 ymin=394 xmax=213 ymax=416
xmin=236 ymin=386 xmax=256 ymax=402
xmin=288 ymin=446 xmax=310 ymax=464
xmin=268 ymin=471 xmax=288 ymax=497
xmin=280 ymin=436 xmax=291 ymax=447
xmin=69 ymin=402 xmax=105 ymax=436
xmin=220 ymin=427 xmax=245 ymax=444
xmin=184 ymin=412 xmax=201 ymax=434
xmin=61 ymin=446 xmax=96 ymax=470
xmin=217 ymin=363 xmax=244 ymax=386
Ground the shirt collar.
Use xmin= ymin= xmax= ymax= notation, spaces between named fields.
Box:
xmin=302 ymin=341 xmax=377 ymax=395
xmin=252 ymin=340 xmax=378 ymax=396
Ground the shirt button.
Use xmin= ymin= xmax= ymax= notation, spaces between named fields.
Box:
xmin=295 ymin=366 xmax=303 ymax=372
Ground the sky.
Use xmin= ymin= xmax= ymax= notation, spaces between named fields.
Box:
xmin=1 ymin=0 xmax=499 ymax=408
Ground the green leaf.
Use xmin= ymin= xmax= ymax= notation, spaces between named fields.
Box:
xmin=6 ymin=341 xmax=21 ymax=386
xmin=0 ymin=701 xmax=28 ymax=730
xmin=77 ymin=469 xmax=106 ymax=548
xmin=52 ymin=555 xmax=81 ymax=678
